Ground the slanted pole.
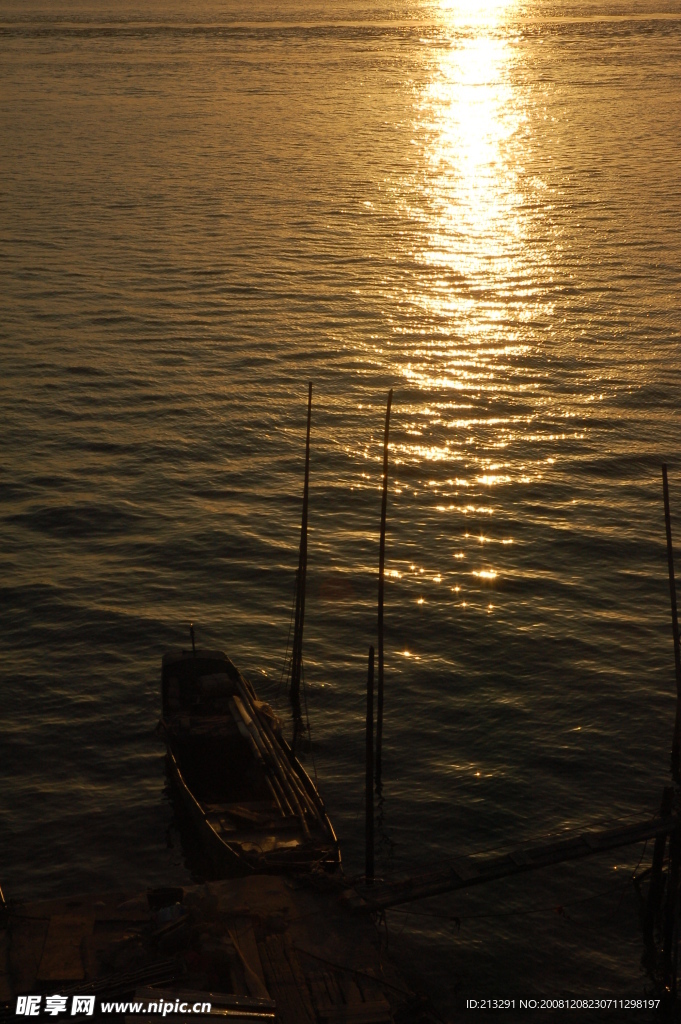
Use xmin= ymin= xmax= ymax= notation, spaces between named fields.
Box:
xmin=375 ymin=388 xmax=393 ymax=791
xmin=290 ymin=383 xmax=312 ymax=748
xmin=662 ymin=464 xmax=681 ymax=782
xmin=366 ymin=645 xmax=375 ymax=885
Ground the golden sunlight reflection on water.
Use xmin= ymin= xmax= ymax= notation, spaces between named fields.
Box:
xmin=438 ymin=0 xmax=515 ymax=20
xmin=382 ymin=0 xmax=564 ymax=615
xmin=389 ymin=0 xmax=557 ymax=503
xmin=413 ymin=1 xmax=551 ymax=349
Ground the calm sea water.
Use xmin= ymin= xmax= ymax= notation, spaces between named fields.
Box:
xmin=1 ymin=0 xmax=681 ymax=1017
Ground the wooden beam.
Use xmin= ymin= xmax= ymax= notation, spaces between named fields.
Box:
xmin=353 ymin=815 xmax=679 ymax=910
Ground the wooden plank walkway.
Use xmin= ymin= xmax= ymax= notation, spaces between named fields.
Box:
xmin=3 ymin=876 xmax=429 ymax=1022
xmin=354 ymin=814 xmax=679 ymax=911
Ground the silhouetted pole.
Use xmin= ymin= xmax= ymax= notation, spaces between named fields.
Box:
xmin=663 ymin=465 xmax=681 ymax=783
xmin=661 ymin=464 xmax=681 ymax=1006
xmin=645 ymin=785 xmax=674 ymax=963
xmin=375 ymin=388 xmax=393 ymax=790
xmin=290 ymin=383 xmax=312 ymax=751
xmin=662 ymin=825 xmax=681 ymax=1001
xmin=366 ymin=646 xmax=375 ymax=885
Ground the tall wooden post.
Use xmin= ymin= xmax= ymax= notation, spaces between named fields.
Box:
xmin=375 ymin=389 xmax=393 ymax=791
xmin=366 ymin=646 xmax=375 ymax=885
xmin=290 ymin=383 xmax=312 ymax=747
xmin=663 ymin=465 xmax=681 ymax=783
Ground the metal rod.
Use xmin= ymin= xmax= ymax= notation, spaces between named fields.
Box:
xmin=366 ymin=645 xmax=375 ymax=885
xmin=663 ymin=465 xmax=681 ymax=782
xmin=290 ymin=383 xmax=312 ymax=745
xmin=376 ymin=388 xmax=393 ymax=790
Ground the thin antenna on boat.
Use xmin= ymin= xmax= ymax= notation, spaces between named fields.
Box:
xmin=290 ymin=382 xmax=312 ymax=751
xmin=190 ymin=622 xmax=196 ymax=656
xmin=375 ymin=389 xmax=393 ymax=791
xmin=662 ymin=465 xmax=681 ymax=782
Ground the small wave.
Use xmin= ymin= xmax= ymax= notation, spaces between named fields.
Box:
xmin=8 ymin=502 xmax=143 ymax=539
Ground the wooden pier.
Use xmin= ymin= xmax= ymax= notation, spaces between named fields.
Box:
xmin=0 ymin=875 xmax=435 ymax=1024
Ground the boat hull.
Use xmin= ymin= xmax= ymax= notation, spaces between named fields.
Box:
xmin=160 ymin=648 xmax=340 ymax=877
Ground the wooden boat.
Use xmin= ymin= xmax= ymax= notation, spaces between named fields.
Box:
xmin=159 ymin=646 xmax=340 ymax=876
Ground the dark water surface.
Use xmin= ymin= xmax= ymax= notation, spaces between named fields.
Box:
xmin=1 ymin=0 xmax=681 ymax=1017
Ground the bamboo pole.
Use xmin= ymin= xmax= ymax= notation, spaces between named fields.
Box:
xmin=229 ymin=697 xmax=292 ymax=816
xmin=366 ymin=645 xmax=375 ymax=885
xmin=376 ymin=389 xmax=393 ymax=790
xmin=256 ymin=714 xmax=313 ymax=821
xmin=231 ymin=696 xmax=310 ymax=836
xmin=265 ymin=777 xmax=287 ymax=818
xmin=228 ymin=698 xmax=292 ymax=817
xmin=663 ymin=465 xmax=681 ymax=783
xmin=290 ymin=382 xmax=312 ymax=745
xmin=257 ymin=703 xmax=326 ymax=829
xmin=231 ymin=668 xmax=325 ymax=830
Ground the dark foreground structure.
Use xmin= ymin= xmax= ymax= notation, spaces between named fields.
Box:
xmin=0 ymin=875 xmax=434 ymax=1023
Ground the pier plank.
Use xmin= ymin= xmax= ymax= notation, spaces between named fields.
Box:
xmin=304 ymin=966 xmax=334 ymax=1012
xmin=341 ymin=976 xmax=364 ymax=1005
xmin=323 ymin=969 xmax=345 ymax=1007
xmin=259 ymin=934 xmax=315 ymax=1024
xmin=37 ymin=914 xmax=94 ymax=982
xmin=9 ymin=916 xmax=49 ymax=993
xmin=227 ymin=917 xmax=269 ymax=1000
